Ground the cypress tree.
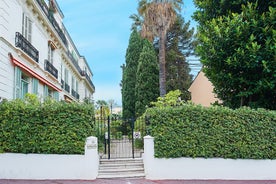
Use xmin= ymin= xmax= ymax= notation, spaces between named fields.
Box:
xmin=135 ymin=39 xmax=159 ymax=117
xmin=122 ymin=30 xmax=143 ymax=119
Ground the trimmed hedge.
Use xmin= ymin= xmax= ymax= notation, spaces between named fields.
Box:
xmin=146 ymin=104 xmax=276 ymax=159
xmin=0 ymin=99 xmax=94 ymax=154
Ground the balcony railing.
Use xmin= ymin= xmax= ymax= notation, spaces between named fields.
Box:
xmin=81 ymin=71 xmax=95 ymax=90
xmin=45 ymin=60 xmax=58 ymax=79
xmin=71 ymin=89 xmax=80 ymax=100
xmin=15 ymin=32 xmax=39 ymax=62
xmin=36 ymin=0 xmax=68 ymax=46
xmin=65 ymin=82 xmax=70 ymax=93
xmin=67 ymin=51 xmax=82 ymax=75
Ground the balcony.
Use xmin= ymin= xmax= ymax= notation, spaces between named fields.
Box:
xmin=45 ymin=60 xmax=58 ymax=79
xmin=36 ymin=0 xmax=68 ymax=46
xmin=15 ymin=32 xmax=39 ymax=63
xmin=67 ymin=51 xmax=82 ymax=75
xmin=81 ymin=71 xmax=95 ymax=90
xmin=65 ymin=82 xmax=70 ymax=93
xmin=71 ymin=89 xmax=80 ymax=100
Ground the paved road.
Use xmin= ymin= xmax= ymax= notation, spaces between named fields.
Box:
xmin=1 ymin=180 xmax=276 ymax=184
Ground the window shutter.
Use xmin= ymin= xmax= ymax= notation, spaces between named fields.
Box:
xmin=22 ymin=13 xmax=32 ymax=42
xmin=32 ymin=78 xmax=39 ymax=95
xmin=28 ymin=17 xmax=32 ymax=42
xmin=44 ymin=85 xmax=48 ymax=98
xmin=53 ymin=91 xmax=59 ymax=101
xmin=15 ymin=67 xmax=22 ymax=99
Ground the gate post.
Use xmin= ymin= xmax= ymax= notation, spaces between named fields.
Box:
xmin=107 ymin=116 xmax=111 ymax=159
xmin=144 ymin=135 xmax=154 ymax=178
xmin=131 ymin=118 xmax=135 ymax=159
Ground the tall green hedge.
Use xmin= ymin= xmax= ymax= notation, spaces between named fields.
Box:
xmin=146 ymin=104 xmax=276 ymax=159
xmin=0 ymin=99 xmax=94 ymax=154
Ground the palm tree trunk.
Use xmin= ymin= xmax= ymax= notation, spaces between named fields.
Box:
xmin=159 ymin=28 xmax=167 ymax=97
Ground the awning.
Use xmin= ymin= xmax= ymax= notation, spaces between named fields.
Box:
xmin=9 ymin=53 xmax=61 ymax=92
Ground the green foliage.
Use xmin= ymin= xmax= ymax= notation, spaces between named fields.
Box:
xmin=0 ymin=99 xmax=94 ymax=154
xmin=151 ymin=89 xmax=184 ymax=107
xmin=146 ymin=104 xmax=276 ymax=159
xmin=135 ymin=39 xmax=159 ymax=117
xmin=164 ymin=15 xmax=194 ymax=101
xmin=194 ymin=1 xmax=276 ymax=109
xmin=122 ymin=30 xmax=144 ymax=119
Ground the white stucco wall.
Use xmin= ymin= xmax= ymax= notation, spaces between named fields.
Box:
xmin=143 ymin=136 xmax=276 ymax=180
xmin=0 ymin=136 xmax=99 ymax=180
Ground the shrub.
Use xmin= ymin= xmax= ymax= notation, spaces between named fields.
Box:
xmin=0 ymin=98 xmax=94 ymax=154
xmin=145 ymin=104 xmax=276 ymax=159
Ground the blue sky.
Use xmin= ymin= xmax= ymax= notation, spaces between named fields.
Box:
xmin=57 ymin=0 xmax=198 ymax=106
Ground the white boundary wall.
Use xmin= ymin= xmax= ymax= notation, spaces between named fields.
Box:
xmin=0 ymin=136 xmax=99 ymax=180
xmin=144 ymin=136 xmax=276 ymax=180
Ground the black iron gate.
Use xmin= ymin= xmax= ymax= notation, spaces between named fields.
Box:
xmin=94 ymin=115 xmax=146 ymax=159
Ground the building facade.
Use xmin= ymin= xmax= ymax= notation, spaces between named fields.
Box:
xmin=0 ymin=0 xmax=95 ymax=102
xmin=188 ymin=70 xmax=220 ymax=107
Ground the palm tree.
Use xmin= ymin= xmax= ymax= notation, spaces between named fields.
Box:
xmin=137 ymin=0 xmax=183 ymax=96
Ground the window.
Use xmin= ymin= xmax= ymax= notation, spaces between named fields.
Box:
xmin=71 ymin=76 xmax=75 ymax=91
xmin=44 ymin=85 xmax=59 ymax=101
xmin=76 ymin=81 xmax=79 ymax=94
xmin=53 ymin=91 xmax=59 ymax=101
xmin=14 ymin=67 xmax=31 ymax=99
xmin=65 ymin=68 xmax=69 ymax=84
xmin=21 ymin=73 xmax=29 ymax=98
xmin=48 ymin=44 xmax=54 ymax=63
xmin=22 ymin=13 xmax=32 ymax=42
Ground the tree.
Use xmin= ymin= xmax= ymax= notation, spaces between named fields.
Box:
xmin=135 ymin=39 xmax=159 ymax=117
xmin=122 ymin=30 xmax=143 ymax=119
xmin=137 ymin=0 xmax=183 ymax=97
xmin=164 ymin=15 xmax=195 ymax=101
xmin=194 ymin=1 xmax=276 ymax=109
xmin=95 ymin=100 xmax=109 ymax=117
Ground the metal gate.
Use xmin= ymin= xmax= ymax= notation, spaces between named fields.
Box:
xmin=94 ymin=115 xmax=145 ymax=159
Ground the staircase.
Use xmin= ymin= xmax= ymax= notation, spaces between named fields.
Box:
xmin=97 ymin=158 xmax=145 ymax=179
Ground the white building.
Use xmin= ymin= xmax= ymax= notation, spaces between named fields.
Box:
xmin=0 ymin=0 xmax=95 ymax=102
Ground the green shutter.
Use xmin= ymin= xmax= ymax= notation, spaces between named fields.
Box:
xmin=53 ymin=91 xmax=59 ymax=101
xmin=15 ymin=67 xmax=22 ymax=99
xmin=44 ymin=85 xmax=48 ymax=98
xmin=32 ymin=78 xmax=39 ymax=95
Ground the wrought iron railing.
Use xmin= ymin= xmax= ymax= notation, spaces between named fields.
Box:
xmin=67 ymin=51 xmax=82 ymax=75
xmin=36 ymin=0 xmax=68 ymax=46
xmin=71 ymin=89 xmax=80 ymax=100
xmin=44 ymin=60 xmax=58 ymax=79
xmin=81 ymin=71 xmax=95 ymax=90
xmin=65 ymin=82 xmax=70 ymax=93
xmin=15 ymin=32 xmax=39 ymax=62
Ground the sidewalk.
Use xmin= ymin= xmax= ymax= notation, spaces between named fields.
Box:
xmin=1 ymin=179 xmax=276 ymax=184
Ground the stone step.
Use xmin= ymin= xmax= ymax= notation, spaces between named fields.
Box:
xmin=99 ymin=167 xmax=144 ymax=173
xmin=100 ymin=158 xmax=143 ymax=163
xmin=97 ymin=173 xmax=145 ymax=179
xmin=97 ymin=158 xmax=145 ymax=179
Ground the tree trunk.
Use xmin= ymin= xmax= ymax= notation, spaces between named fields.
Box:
xmin=159 ymin=29 xmax=167 ymax=97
